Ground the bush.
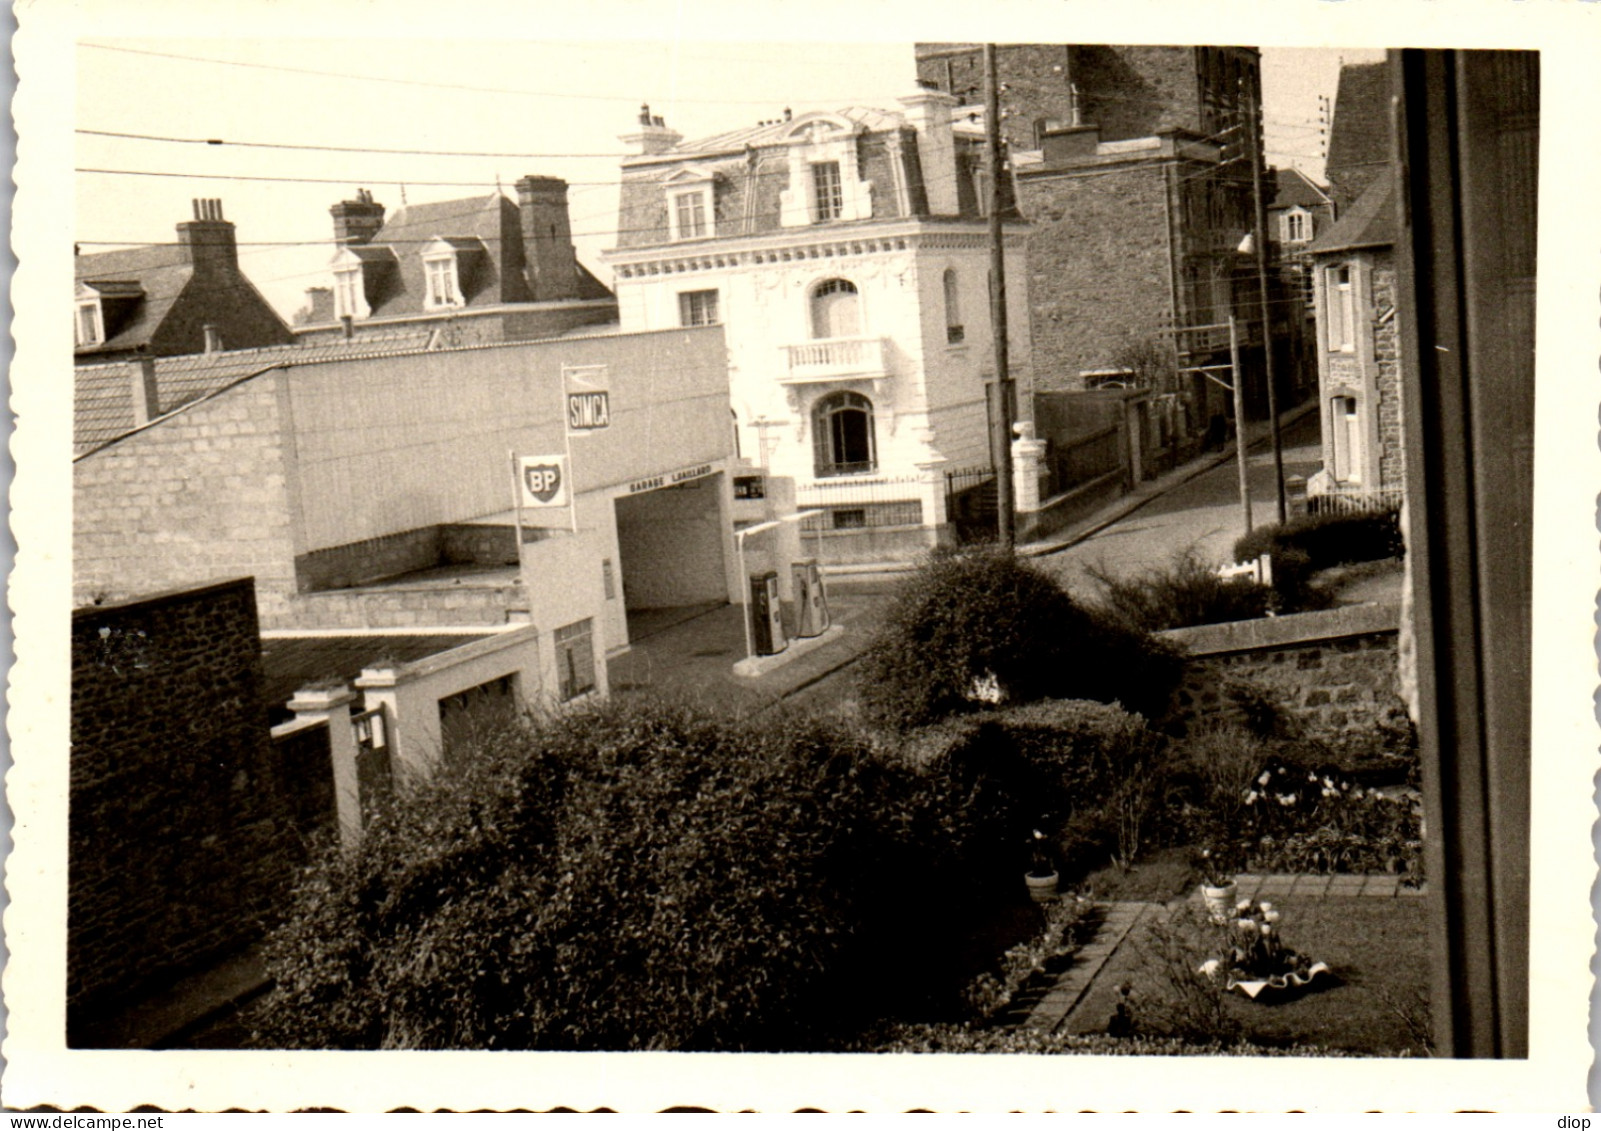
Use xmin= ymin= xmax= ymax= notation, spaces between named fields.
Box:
xmin=897 ymin=699 xmax=1173 ymax=880
xmin=1087 ymin=548 xmax=1277 ymax=633
xmin=257 ymin=696 xmax=1129 ymax=1051
xmin=1232 ymin=509 xmax=1402 ymax=610
xmin=257 ymin=701 xmax=888 ymax=1050
xmin=856 ymin=547 xmax=1181 ymax=731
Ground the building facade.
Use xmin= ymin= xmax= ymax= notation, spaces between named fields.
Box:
xmin=1307 ymin=170 xmax=1403 ymax=502
xmin=295 ymin=178 xmax=618 ymax=346
xmin=74 ymin=198 xmax=293 ymax=365
xmin=601 ymin=95 xmax=1032 ymax=556
xmin=915 ymin=44 xmax=1267 ymax=407
xmin=74 ymin=327 xmax=743 ymax=709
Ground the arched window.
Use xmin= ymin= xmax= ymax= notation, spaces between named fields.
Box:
xmin=812 ymin=391 xmax=876 ymax=477
xmin=943 ymin=269 xmax=964 ymax=344
xmin=810 ymin=278 xmax=860 ymax=340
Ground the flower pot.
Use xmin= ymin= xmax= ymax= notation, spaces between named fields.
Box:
xmin=1201 ymin=881 xmax=1238 ymax=924
xmin=1026 ymin=871 xmax=1059 ymax=902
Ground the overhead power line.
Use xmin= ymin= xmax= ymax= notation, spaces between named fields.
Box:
xmin=77 ymin=128 xmax=632 ymax=161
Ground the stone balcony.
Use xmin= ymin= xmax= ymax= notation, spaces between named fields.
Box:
xmin=779 ymin=335 xmax=891 ymax=384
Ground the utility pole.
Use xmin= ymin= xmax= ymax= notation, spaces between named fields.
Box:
xmin=1245 ymin=82 xmax=1287 ymax=524
xmin=1168 ymin=320 xmax=1252 ymax=538
xmin=984 ymin=43 xmax=1015 ymax=549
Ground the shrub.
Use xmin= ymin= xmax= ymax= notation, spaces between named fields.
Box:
xmin=899 ymin=699 xmax=1173 ymax=880
xmin=256 ymin=701 xmax=884 ymax=1051
xmin=1232 ymin=509 xmax=1402 ymax=610
xmin=1087 ymin=548 xmax=1277 ymax=633
xmin=856 ymin=547 xmax=1181 ymax=731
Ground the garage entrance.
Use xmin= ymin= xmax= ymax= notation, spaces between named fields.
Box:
xmin=612 ymin=470 xmax=730 ymax=640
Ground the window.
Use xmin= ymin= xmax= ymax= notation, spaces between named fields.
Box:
xmin=555 ymin=619 xmax=597 ymax=702
xmin=1326 ymin=263 xmax=1354 ymax=351
xmin=810 ymin=278 xmax=859 ymax=339
xmin=75 ymin=299 xmax=103 ymax=346
xmin=423 ymin=253 xmax=462 ymax=309
xmin=678 ymin=289 xmax=720 ymax=327
xmin=1331 ymin=395 xmax=1362 ymax=483
xmin=333 ymin=266 xmax=364 ymax=319
xmin=812 ymin=390 xmax=876 ymax=477
xmin=1283 ymin=211 xmax=1310 ymax=243
xmin=672 ymin=190 xmax=708 ymax=240
xmin=943 ymin=269 xmax=964 ymax=344
xmin=812 ymin=161 xmax=843 ymax=222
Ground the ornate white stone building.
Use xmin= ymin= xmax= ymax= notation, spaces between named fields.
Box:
xmin=601 ymin=91 xmax=1032 ymax=555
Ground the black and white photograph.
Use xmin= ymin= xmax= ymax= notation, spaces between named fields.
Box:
xmin=6 ymin=0 xmax=1597 ymax=1113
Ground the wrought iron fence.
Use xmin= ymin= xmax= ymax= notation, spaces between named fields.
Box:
xmin=1308 ymin=485 xmax=1405 ymax=517
xmin=944 ymin=465 xmax=997 ymax=544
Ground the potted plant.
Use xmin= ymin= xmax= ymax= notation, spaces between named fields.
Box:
xmin=1025 ymin=827 xmax=1059 ymax=902
xmin=1195 ymin=836 xmax=1244 ymax=924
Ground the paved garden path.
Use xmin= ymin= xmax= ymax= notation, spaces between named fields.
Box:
xmin=1024 ymin=875 xmax=1427 ymax=1036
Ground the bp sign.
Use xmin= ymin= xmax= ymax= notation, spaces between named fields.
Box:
xmin=519 ymin=454 xmax=569 ymax=507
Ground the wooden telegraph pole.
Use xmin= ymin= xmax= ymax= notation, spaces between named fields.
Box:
xmin=1245 ymin=82 xmax=1287 ymax=523
xmin=984 ymin=43 xmax=1016 ymax=549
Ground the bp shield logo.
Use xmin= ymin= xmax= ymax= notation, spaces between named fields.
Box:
xmin=519 ymin=455 xmax=568 ymax=507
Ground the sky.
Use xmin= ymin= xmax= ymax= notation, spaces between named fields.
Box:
xmin=74 ymin=39 xmax=1382 ymax=322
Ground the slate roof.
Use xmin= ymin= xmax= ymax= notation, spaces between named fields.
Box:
xmin=261 ymin=633 xmax=490 ymax=714
xmin=1324 ymin=61 xmax=1393 ymax=211
xmin=1270 ymin=167 xmax=1333 ymax=210
xmin=74 ymin=245 xmax=193 ymax=357
xmin=74 ymin=332 xmax=435 ymax=456
xmin=1307 ymin=167 xmax=1396 ymax=255
xmin=359 ymin=193 xmax=526 ymax=316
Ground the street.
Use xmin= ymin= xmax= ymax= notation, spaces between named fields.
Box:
xmin=1033 ymin=410 xmax=1323 ymax=602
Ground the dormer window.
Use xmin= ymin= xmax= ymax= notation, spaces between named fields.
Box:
xmin=75 ymin=298 xmax=103 ymax=346
xmin=1282 ymin=208 xmax=1312 ymax=244
xmin=779 ymin=115 xmax=873 ymax=228
xmin=422 ymin=248 xmax=462 ymax=310
xmin=665 ymin=170 xmax=717 ymax=242
xmin=812 ymin=162 xmax=843 ymax=223
xmin=333 ymin=265 xmax=366 ymax=320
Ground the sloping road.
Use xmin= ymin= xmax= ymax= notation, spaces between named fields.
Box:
xmin=1034 ymin=411 xmax=1323 ymax=602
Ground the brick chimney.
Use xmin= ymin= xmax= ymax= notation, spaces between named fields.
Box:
xmin=619 ymin=103 xmax=683 ymax=156
xmin=331 ymin=188 xmax=385 ymax=246
xmin=130 ymin=357 xmax=160 ymax=426
xmin=516 ymin=176 xmax=580 ymax=301
xmin=176 ymin=198 xmax=238 ymax=275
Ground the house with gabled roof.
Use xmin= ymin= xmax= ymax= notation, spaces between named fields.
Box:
xmin=74 ymin=198 xmax=293 ymax=364
xmin=296 ymin=179 xmax=617 ymax=346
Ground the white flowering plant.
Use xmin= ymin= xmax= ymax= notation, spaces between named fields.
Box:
xmin=1196 ymin=898 xmax=1331 ymax=1000
xmin=1240 ymin=761 xmax=1423 ymax=880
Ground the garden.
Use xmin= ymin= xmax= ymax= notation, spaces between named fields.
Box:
xmin=250 ymin=518 xmax=1425 ymax=1055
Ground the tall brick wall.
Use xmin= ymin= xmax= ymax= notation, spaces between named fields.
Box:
xmin=73 ymin=374 xmax=301 ymax=625
xmin=1016 ymin=163 xmax=1172 ymax=389
xmin=1369 ymin=254 xmax=1405 ymax=491
xmin=69 ymin=579 xmax=299 ymax=1043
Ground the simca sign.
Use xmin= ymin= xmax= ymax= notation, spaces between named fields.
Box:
xmin=567 ymin=391 xmax=611 ymax=432
xmin=518 ymin=454 xmax=569 ymax=507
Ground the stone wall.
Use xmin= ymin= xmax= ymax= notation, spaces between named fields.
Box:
xmin=1015 ymin=163 xmax=1172 ymax=389
xmin=1369 ymin=255 xmax=1405 ymax=491
xmin=1162 ymin=603 xmax=1409 ymax=756
xmin=69 ymin=578 xmax=299 ymax=1043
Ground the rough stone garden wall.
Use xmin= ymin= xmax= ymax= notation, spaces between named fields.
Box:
xmin=1161 ymin=602 xmax=1408 ymax=755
